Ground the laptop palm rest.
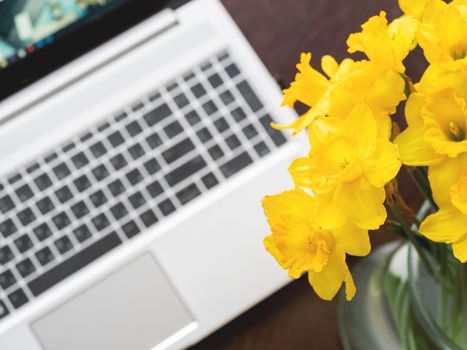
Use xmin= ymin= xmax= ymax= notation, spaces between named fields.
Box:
xmin=32 ymin=254 xmax=195 ymax=350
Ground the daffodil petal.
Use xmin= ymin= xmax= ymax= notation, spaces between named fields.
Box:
xmin=429 ymin=154 xmax=467 ymax=206
xmin=332 ymin=224 xmax=371 ymax=257
xmin=321 ymin=55 xmax=339 ymax=78
xmin=363 ymin=139 xmax=401 ymax=188
xmin=398 ymin=0 xmax=427 ymax=17
xmin=452 ymin=238 xmax=467 ymax=263
xmin=420 ymin=206 xmax=467 ymax=243
xmin=394 ymin=126 xmax=444 ymax=166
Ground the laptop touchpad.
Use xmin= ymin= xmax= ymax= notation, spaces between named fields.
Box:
xmin=32 ymin=254 xmax=195 ymax=350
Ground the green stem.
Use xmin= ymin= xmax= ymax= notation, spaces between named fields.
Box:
xmin=390 ymin=204 xmax=436 ymax=277
xmin=408 ymin=167 xmax=438 ymax=212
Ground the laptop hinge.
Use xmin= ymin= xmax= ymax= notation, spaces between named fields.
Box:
xmin=0 ymin=9 xmax=178 ymax=125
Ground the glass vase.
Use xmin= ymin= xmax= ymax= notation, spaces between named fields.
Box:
xmin=338 ymin=241 xmax=467 ymax=350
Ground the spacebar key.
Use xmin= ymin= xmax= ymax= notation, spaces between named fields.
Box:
xmin=28 ymin=232 xmax=122 ymax=297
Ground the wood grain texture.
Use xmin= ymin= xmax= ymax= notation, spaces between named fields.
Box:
xmin=190 ymin=1 xmax=424 ymax=348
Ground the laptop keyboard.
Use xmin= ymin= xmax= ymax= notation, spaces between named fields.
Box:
xmin=0 ymin=51 xmax=287 ymax=321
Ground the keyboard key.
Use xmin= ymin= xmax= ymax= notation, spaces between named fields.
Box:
xmin=36 ymin=247 xmax=55 ymax=266
xmin=202 ymin=101 xmax=218 ymax=115
xmin=254 ymin=141 xmax=271 ymax=157
xmin=132 ymin=102 xmax=145 ymax=112
xmin=191 ymin=83 xmax=206 ymax=98
xmin=0 ymin=195 xmax=15 ymax=214
xmin=146 ymin=181 xmax=163 ymax=198
xmin=208 ymin=73 xmax=223 ymax=88
xmin=165 ymin=155 xmax=207 ymax=186
xmin=110 ymin=154 xmax=128 ymax=171
xmin=208 ymin=145 xmax=224 ymax=161
xmin=200 ymin=61 xmax=212 ymax=71
xmin=140 ymin=209 xmax=158 ymax=227
xmin=90 ymin=190 xmax=108 ymax=208
xmin=8 ymin=288 xmax=28 ymax=309
xmin=44 ymin=152 xmax=58 ymax=163
xmin=162 ymin=138 xmax=195 ymax=164
xmin=126 ymin=168 xmax=143 ymax=185
xmin=52 ymin=212 xmax=71 ymax=230
xmin=225 ymin=63 xmax=240 ymax=78
xmin=126 ymin=121 xmax=143 ymax=136
xmin=0 ymin=270 xmax=15 ymax=290
xmin=129 ymin=191 xmax=146 ymax=209
xmin=185 ymin=110 xmax=201 ymax=126
xmin=28 ymin=232 xmax=122 ymax=297
xmin=0 ymin=246 xmax=14 ymax=265
xmin=34 ymin=223 xmax=53 ymax=241
xmin=92 ymin=164 xmax=110 ymax=181
xmin=55 ymin=236 xmax=74 ymax=255
xmin=36 ymin=197 xmax=54 ymax=215
xmin=159 ymin=199 xmax=176 ymax=216
xmin=0 ymin=219 xmax=17 ymax=238
xmin=237 ymin=81 xmax=263 ymax=112
xmin=63 ymin=143 xmax=75 ymax=153
xmin=217 ymin=51 xmax=229 ymax=61
xmin=26 ymin=163 xmax=40 ymax=174
xmin=17 ymin=208 xmax=36 ymax=226
xmin=176 ymin=183 xmax=201 ymax=205
xmin=53 ymin=162 xmax=71 ymax=180
xmin=122 ymin=220 xmax=141 ymax=239
xmin=15 ymin=184 xmax=33 ymax=202
xmin=80 ymin=132 xmax=93 ymax=143
xmin=144 ymin=104 xmax=171 ymax=126
xmin=174 ymin=93 xmax=189 ymax=109
xmin=71 ymin=200 xmax=89 ymax=219
xmin=55 ymin=185 xmax=73 ymax=204
xmin=149 ymin=91 xmax=161 ymax=102
xmin=243 ymin=124 xmax=259 ymax=139
xmin=166 ymin=82 xmax=178 ymax=91
xmin=226 ymin=134 xmax=241 ymax=150
xmin=220 ymin=151 xmax=253 ymax=178
xmin=128 ymin=146 xmax=144 ymax=163
xmin=144 ymin=159 xmax=161 ymax=175
xmin=260 ymin=114 xmax=288 ymax=147
xmin=90 ymin=141 xmax=107 ymax=158
xmin=115 ymin=112 xmax=128 ymax=122
xmin=220 ymin=90 xmax=235 ymax=106
xmin=73 ymin=175 xmax=91 ymax=192
xmin=196 ymin=127 xmax=213 ymax=143
xmin=16 ymin=258 xmax=35 ymax=278
xmin=108 ymin=131 xmax=125 ymax=147
xmin=97 ymin=122 xmax=110 ymax=132
xmin=110 ymin=203 xmax=128 ymax=220
xmin=214 ymin=117 xmax=229 ymax=133
xmin=92 ymin=213 xmax=110 ymax=231
xmin=108 ymin=179 xmax=125 ymax=197
xmin=14 ymin=234 xmax=33 ymax=253
xmin=73 ymin=225 xmax=92 ymax=243
xmin=231 ymin=107 xmax=247 ymax=122
xmin=202 ymin=173 xmax=219 ymax=189
xmin=146 ymin=132 xmax=163 ymax=149
xmin=8 ymin=173 xmax=21 ymax=185
xmin=183 ymin=72 xmax=195 ymax=82
xmin=71 ymin=152 xmax=89 ymax=169
xmin=164 ymin=121 xmax=184 ymax=138
xmin=0 ymin=300 xmax=9 ymax=319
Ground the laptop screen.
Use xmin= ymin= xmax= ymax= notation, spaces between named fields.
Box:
xmin=0 ymin=0 xmax=124 ymax=70
xmin=0 ymin=0 xmax=171 ymax=101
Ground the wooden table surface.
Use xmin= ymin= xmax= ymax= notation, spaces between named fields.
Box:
xmin=190 ymin=1 xmax=424 ymax=349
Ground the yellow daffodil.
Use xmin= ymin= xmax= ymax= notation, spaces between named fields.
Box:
xmin=398 ymin=0 xmax=428 ymax=18
xmin=420 ymin=155 xmax=467 ymax=262
xmin=289 ymin=104 xmax=401 ymax=230
xmin=416 ymin=0 xmax=467 ymax=70
xmin=278 ymin=53 xmax=405 ymax=136
xmin=347 ymin=11 xmax=417 ymax=73
xmin=262 ymin=189 xmax=371 ymax=300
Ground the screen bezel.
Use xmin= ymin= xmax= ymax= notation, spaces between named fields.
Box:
xmin=0 ymin=0 xmax=173 ymax=101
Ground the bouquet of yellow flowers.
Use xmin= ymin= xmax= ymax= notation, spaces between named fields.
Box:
xmin=262 ymin=0 xmax=467 ymax=347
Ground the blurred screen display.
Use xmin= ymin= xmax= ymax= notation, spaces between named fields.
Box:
xmin=0 ymin=0 xmax=123 ymax=70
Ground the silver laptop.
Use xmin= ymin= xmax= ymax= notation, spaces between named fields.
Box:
xmin=0 ymin=0 xmax=304 ymax=349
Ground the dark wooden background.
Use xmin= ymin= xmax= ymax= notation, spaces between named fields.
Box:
xmin=190 ymin=1 xmax=424 ymax=349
